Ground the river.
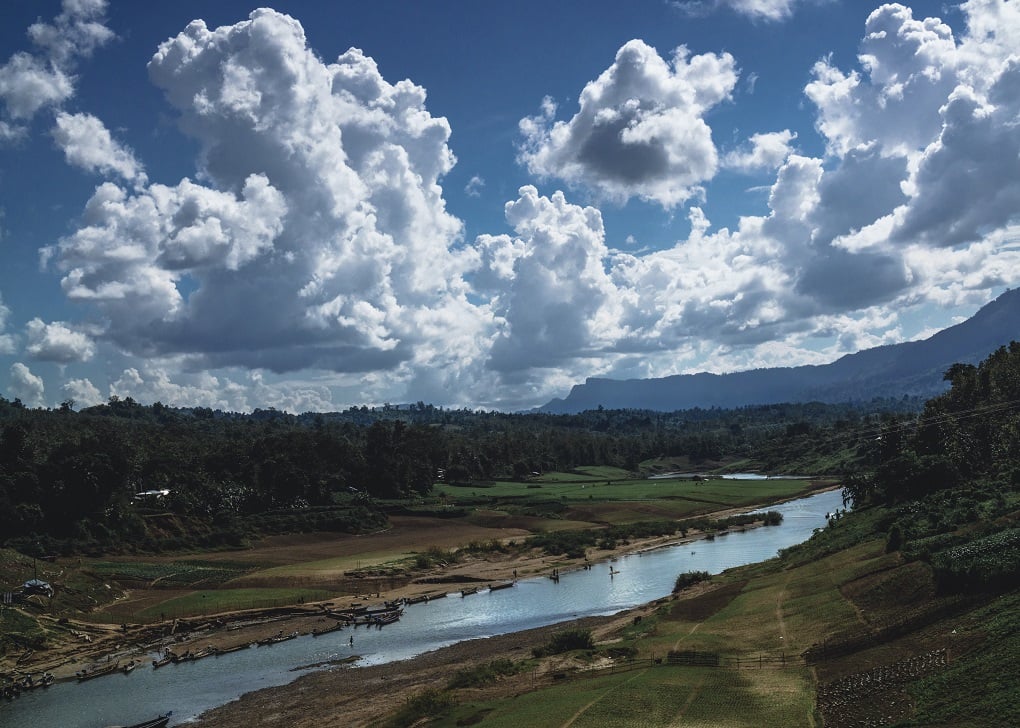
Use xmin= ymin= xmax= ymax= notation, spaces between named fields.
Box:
xmin=1 ymin=488 xmax=843 ymax=727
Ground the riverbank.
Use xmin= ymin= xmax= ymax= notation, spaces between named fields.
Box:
xmin=6 ymin=483 xmax=838 ymax=684
xmin=189 ymin=610 xmax=640 ymax=727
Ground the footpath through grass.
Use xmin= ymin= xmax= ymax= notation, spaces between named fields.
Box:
xmin=407 ymin=533 xmax=882 ymax=727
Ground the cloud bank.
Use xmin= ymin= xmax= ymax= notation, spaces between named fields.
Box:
xmin=2 ymin=2 xmax=1018 ymax=412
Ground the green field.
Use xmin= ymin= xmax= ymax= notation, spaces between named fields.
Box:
xmin=440 ymin=667 xmax=815 ymax=728
xmin=123 ymin=587 xmax=331 ymax=621
xmin=434 ymin=475 xmax=821 ymax=507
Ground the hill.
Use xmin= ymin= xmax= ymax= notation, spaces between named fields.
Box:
xmin=541 ymin=288 xmax=1020 ymax=413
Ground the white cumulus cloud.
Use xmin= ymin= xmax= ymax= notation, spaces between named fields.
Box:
xmin=9 ymin=362 xmax=46 ymax=407
xmin=0 ymin=295 xmax=17 ymax=354
xmin=518 ymin=40 xmax=738 ymax=208
xmin=52 ymin=112 xmax=147 ymax=184
xmin=25 ymin=318 xmax=96 ymax=363
xmin=0 ymin=0 xmax=113 ymax=135
xmin=61 ymin=377 xmax=103 ymax=408
xmin=672 ymin=0 xmax=807 ymax=22
xmin=48 ymin=8 xmax=488 ymax=392
xmin=722 ymin=130 xmax=797 ymax=172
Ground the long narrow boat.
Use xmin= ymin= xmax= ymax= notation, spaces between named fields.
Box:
xmin=256 ymin=630 xmax=298 ymax=646
xmin=488 ymin=581 xmax=515 ymax=591
xmin=371 ymin=610 xmax=402 ymax=626
xmin=76 ymin=662 xmax=119 ymax=681
xmin=215 ymin=642 xmax=251 ymax=654
xmin=362 ymin=604 xmax=402 ymax=615
xmin=311 ymin=621 xmax=345 ymax=636
xmin=172 ymin=648 xmax=213 ymax=663
xmin=460 ymin=586 xmax=479 ymax=597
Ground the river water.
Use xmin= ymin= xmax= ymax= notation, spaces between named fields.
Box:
xmin=2 ymin=488 xmax=843 ymax=727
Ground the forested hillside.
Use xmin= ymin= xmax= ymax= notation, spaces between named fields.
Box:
xmin=0 ymin=392 xmax=918 ymax=555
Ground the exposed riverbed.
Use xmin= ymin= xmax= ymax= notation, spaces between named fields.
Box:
xmin=1 ymin=488 xmax=843 ymax=727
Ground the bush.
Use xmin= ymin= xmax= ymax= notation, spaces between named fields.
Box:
xmin=931 ymin=527 xmax=1020 ymax=593
xmin=673 ymin=570 xmax=711 ymax=593
xmin=447 ymin=658 xmax=523 ymax=689
xmin=762 ymin=510 xmax=784 ymax=526
xmin=886 ymin=524 xmax=903 ymax=553
xmin=387 ymin=688 xmax=456 ymax=726
xmin=532 ymin=628 xmax=595 ymax=657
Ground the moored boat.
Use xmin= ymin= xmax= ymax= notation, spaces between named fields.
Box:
xmin=371 ymin=609 xmax=402 ymax=626
xmin=76 ymin=661 xmax=119 ymax=681
xmin=460 ymin=586 xmax=479 ymax=597
xmin=215 ymin=642 xmax=251 ymax=654
xmin=311 ymin=621 xmax=344 ymax=636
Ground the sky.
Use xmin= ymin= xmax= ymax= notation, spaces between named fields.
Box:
xmin=0 ymin=0 xmax=1018 ymax=413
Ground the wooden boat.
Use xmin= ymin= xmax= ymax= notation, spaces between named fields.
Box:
xmin=258 ymin=630 xmax=298 ymax=645
xmin=215 ymin=642 xmax=251 ymax=654
xmin=121 ymin=659 xmax=139 ymax=673
xmin=460 ymin=586 xmax=479 ymax=597
xmin=123 ymin=712 xmax=172 ymax=728
xmin=488 ymin=581 xmax=515 ymax=591
xmin=363 ymin=604 xmax=402 ymax=615
xmin=77 ymin=661 xmax=119 ymax=681
xmin=404 ymin=594 xmax=431 ymax=605
xmin=152 ymin=654 xmax=174 ymax=668
xmin=371 ymin=610 xmax=401 ymax=626
xmin=312 ymin=621 xmax=345 ymax=636
xmin=325 ymin=609 xmax=357 ymax=621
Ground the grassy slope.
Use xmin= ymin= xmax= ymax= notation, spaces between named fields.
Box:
xmin=418 ymin=509 xmax=1018 ymax=727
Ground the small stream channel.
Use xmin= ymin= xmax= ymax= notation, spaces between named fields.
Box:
xmin=2 ymin=488 xmax=844 ymax=727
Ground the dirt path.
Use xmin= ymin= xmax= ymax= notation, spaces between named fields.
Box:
xmin=776 ymin=572 xmax=792 ymax=643
xmin=668 ymin=675 xmax=707 ymax=727
xmin=560 ymin=668 xmax=649 ymax=727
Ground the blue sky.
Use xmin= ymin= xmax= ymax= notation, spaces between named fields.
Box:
xmin=1 ymin=0 xmax=1017 ymax=412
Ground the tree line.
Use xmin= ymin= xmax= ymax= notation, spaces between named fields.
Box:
xmin=0 ymin=387 xmax=921 ymax=554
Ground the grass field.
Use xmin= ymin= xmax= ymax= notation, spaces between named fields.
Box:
xmin=93 ymin=586 xmax=332 ymax=622
xmin=434 ymin=476 xmax=821 ymax=507
xmin=438 ymin=666 xmax=816 ymax=727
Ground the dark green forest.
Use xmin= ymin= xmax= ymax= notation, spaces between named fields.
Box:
xmin=5 ymin=339 xmax=1017 ymax=558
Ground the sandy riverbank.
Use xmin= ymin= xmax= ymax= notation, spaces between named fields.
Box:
xmin=4 ymin=484 xmax=838 ymax=722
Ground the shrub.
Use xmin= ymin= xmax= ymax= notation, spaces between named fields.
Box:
xmin=447 ymin=658 xmax=523 ymax=689
xmin=532 ymin=628 xmax=595 ymax=657
xmin=886 ymin=524 xmax=903 ymax=553
xmin=762 ymin=510 xmax=784 ymax=526
xmin=387 ymin=688 xmax=456 ymax=726
xmin=673 ymin=570 xmax=711 ymax=593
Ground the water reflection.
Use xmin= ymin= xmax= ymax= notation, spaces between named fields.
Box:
xmin=2 ymin=488 xmax=843 ymax=727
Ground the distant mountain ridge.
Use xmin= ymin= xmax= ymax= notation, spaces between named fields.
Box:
xmin=540 ymin=288 xmax=1020 ymax=414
